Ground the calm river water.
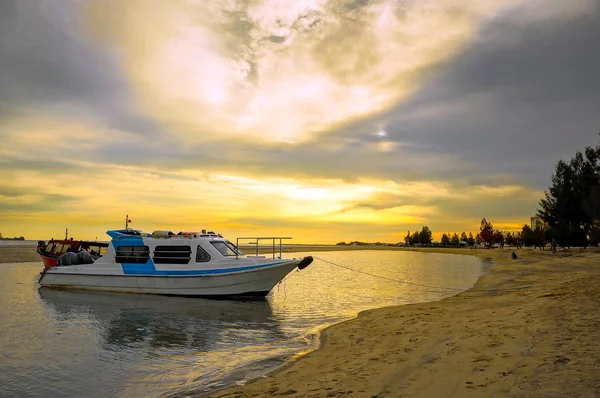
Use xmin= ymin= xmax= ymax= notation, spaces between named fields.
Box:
xmin=0 ymin=251 xmax=485 ymax=397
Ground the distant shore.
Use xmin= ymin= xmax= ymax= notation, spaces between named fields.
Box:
xmin=0 ymin=243 xmax=39 ymax=263
xmin=0 ymin=242 xmax=415 ymax=264
xmin=241 ymin=244 xmax=410 ymax=254
xmin=179 ymin=247 xmax=600 ymax=398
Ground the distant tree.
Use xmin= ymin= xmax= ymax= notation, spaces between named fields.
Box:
xmin=538 ymin=142 xmax=600 ymax=246
xmin=493 ymin=230 xmax=505 ymax=249
xmin=515 ymin=230 xmax=524 ymax=248
xmin=460 ymin=232 xmax=468 ymax=242
xmin=404 ymin=231 xmax=411 ymax=246
xmin=505 ymin=232 xmax=514 ymax=246
xmin=450 ymin=233 xmax=460 ymax=246
xmin=418 ymin=226 xmax=433 ymax=245
xmin=0 ymin=232 xmax=3 ymax=240
xmin=588 ymin=226 xmax=600 ymax=247
xmin=478 ymin=218 xmax=494 ymax=248
xmin=409 ymin=231 xmax=419 ymax=245
xmin=336 ymin=242 xmax=347 ymax=246
xmin=441 ymin=233 xmax=450 ymax=246
xmin=467 ymin=232 xmax=476 ymax=246
xmin=585 ymin=185 xmax=600 ymax=246
xmin=521 ymin=225 xmax=542 ymax=247
xmin=543 ymin=227 xmax=559 ymax=245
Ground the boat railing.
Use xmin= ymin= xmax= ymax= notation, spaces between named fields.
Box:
xmin=235 ymin=237 xmax=292 ymax=260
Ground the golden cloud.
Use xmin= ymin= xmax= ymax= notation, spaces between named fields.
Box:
xmin=2 ymin=156 xmax=540 ymax=242
xmin=84 ymin=0 xmax=519 ymax=143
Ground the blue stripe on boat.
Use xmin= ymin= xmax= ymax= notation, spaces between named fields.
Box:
xmin=120 ymin=261 xmax=290 ymax=276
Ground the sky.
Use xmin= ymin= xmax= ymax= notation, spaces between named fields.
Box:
xmin=1 ymin=0 xmax=599 ymax=243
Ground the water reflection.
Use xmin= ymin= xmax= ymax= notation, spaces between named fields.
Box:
xmin=38 ymin=289 xmax=283 ymax=352
xmin=1 ymin=252 xmax=485 ymax=398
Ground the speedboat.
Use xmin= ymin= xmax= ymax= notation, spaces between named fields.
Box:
xmin=37 ymin=228 xmax=313 ymax=298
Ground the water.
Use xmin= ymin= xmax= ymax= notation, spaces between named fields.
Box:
xmin=0 ymin=251 xmax=485 ymax=397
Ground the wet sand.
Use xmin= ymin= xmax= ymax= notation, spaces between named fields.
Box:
xmin=0 ymin=244 xmax=39 ymax=263
xmin=191 ymin=248 xmax=600 ymax=397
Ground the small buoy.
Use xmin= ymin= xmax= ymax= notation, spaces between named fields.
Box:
xmin=511 ymin=252 xmax=518 ymax=260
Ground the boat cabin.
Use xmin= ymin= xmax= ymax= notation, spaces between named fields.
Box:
xmin=105 ymin=229 xmax=246 ymax=266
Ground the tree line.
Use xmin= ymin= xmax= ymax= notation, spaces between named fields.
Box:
xmin=336 ymin=216 xmax=574 ymax=248
xmin=0 ymin=233 xmax=25 ymax=241
xmin=408 ymin=135 xmax=600 ymax=249
xmin=537 ymin=138 xmax=600 ymax=247
xmin=404 ymin=218 xmax=563 ymax=249
xmin=405 ymin=228 xmax=477 ymax=247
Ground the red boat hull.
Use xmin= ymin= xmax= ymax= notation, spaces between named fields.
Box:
xmin=40 ymin=255 xmax=58 ymax=267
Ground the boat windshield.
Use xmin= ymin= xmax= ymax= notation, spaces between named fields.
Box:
xmin=227 ymin=240 xmax=244 ymax=255
xmin=211 ymin=241 xmax=243 ymax=257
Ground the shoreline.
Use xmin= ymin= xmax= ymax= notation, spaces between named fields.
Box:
xmin=183 ymin=249 xmax=488 ymax=398
xmin=4 ymin=245 xmax=599 ymax=396
xmin=188 ymin=247 xmax=600 ymax=397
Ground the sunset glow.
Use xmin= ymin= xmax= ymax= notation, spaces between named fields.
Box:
xmin=1 ymin=0 xmax=598 ymax=243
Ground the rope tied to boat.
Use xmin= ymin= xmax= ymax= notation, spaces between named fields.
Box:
xmin=278 ymin=268 xmax=299 ymax=296
xmin=313 ymin=256 xmax=465 ymax=294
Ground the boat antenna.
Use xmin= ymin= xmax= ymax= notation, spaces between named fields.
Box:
xmin=64 ymin=228 xmax=68 ymax=240
xmin=125 ymin=214 xmax=129 ymax=229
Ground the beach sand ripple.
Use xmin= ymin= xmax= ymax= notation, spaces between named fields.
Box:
xmin=190 ymin=249 xmax=600 ymax=398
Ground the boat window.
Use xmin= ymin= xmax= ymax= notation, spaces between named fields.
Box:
xmin=227 ymin=241 xmax=244 ymax=255
xmin=196 ymin=245 xmax=211 ymax=262
xmin=153 ymin=245 xmax=192 ymax=264
xmin=115 ymin=246 xmax=150 ymax=264
xmin=210 ymin=241 xmax=239 ymax=257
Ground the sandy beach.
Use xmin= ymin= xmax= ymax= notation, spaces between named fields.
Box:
xmin=0 ymin=244 xmax=39 ymax=263
xmin=186 ymin=248 xmax=600 ymax=398
xmin=4 ymin=245 xmax=599 ymax=397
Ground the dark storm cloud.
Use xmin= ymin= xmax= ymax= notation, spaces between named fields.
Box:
xmin=0 ymin=0 xmax=161 ymax=136
xmin=376 ymin=4 xmax=600 ymax=188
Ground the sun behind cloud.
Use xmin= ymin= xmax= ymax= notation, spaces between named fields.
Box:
xmin=84 ymin=0 xmax=519 ymax=143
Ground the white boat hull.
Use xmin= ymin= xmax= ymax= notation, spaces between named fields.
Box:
xmin=39 ymin=260 xmax=301 ymax=297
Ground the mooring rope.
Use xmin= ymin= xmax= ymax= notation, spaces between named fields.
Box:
xmin=313 ymin=256 xmax=464 ymax=294
xmin=278 ymin=268 xmax=299 ymax=296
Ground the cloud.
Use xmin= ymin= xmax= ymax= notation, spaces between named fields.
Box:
xmin=1 ymin=0 xmax=596 ymax=243
xmin=366 ymin=0 xmax=600 ymax=188
xmin=83 ymin=0 xmax=518 ymax=143
xmin=0 ymin=187 xmax=73 ymax=213
xmin=1 ymin=157 xmax=541 ymax=241
xmin=0 ymin=0 xmax=162 ymax=137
